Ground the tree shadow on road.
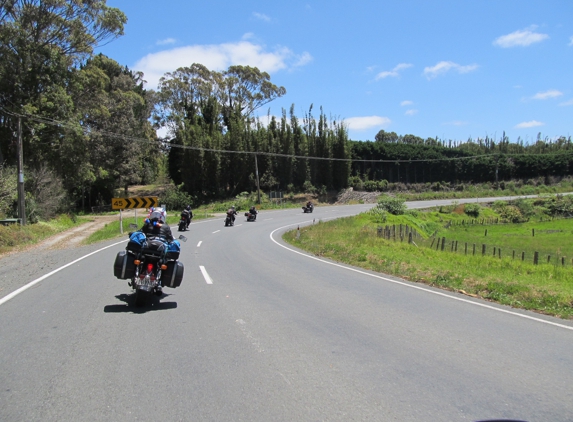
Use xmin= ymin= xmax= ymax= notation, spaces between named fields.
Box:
xmin=103 ymin=293 xmax=178 ymax=313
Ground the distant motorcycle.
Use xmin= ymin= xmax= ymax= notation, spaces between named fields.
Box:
xmin=225 ymin=212 xmax=234 ymax=227
xmin=245 ymin=211 xmax=257 ymax=222
xmin=302 ymin=204 xmax=314 ymax=213
xmin=178 ymin=211 xmax=191 ymax=231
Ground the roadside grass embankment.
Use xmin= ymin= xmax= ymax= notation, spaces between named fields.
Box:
xmin=283 ymin=212 xmax=573 ymax=319
xmin=0 ymin=214 xmax=89 ymax=254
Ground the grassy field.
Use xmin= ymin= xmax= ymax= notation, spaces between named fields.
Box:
xmin=283 ymin=210 xmax=573 ymax=319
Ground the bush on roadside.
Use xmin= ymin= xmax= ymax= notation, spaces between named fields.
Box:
xmin=376 ymin=195 xmax=406 ymax=215
xmin=464 ymin=203 xmax=481 ymax=218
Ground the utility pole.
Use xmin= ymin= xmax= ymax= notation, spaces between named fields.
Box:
xmin=17 ymin=116 xmax=26 ymax=225
xmin=254 ymin=153 xmax=261 ymax=204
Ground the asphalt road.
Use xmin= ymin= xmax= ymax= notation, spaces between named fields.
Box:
xmin=1 ymin=199 xmax=572 ymax=421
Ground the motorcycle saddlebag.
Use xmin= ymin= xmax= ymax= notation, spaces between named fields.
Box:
xmin=113 ymin=250 xmax=136 ymax=280
xmin=165 ymin=239 xmax=180 ymax=260
xmin=126 ymin=231 xmax=146 ymax=253
xmin=162 ymin=260 xmax=184 ymax=288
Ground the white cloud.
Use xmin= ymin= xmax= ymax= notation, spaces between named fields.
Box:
xmin=253 ymin=12 xmax=271 ymax=22
xmin=515 ymin=120 xmax=544 ymax=128
xmin=293 ymin=52 xmax=313 ymax=68
xmin=493 ymin=26 xmax=549 ymax=48
xmin=134 ymin=41 xmax=311 ymax=89
xmin=344 ymin=116 xmax=391 ymax=130
xmin=559 ymin=99 xmax=573 ymax=106
xmin=423 ymin=61 xmax=478 ymax=79
xmin=532 ymin=89 xmax=563 ymax=100
xmin=156 ymin=38 xmax=176 ymax=46
xmin=400 ymin=100 xmax=413 ymax=106
xmin=405 ymin=109 xmax=418 ymax=116
xmin=375 ymin=63 xmax=412 ymax=80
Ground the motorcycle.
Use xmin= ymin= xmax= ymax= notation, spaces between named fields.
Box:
xmin=302 ymin=204 xmax=314 ymax=213
xmin=114 ymin=225 xmax=187 ymax=307
xmin=245 ymin=211 xmax=257 ymax=222
xmin=178 ymin=211 xmax=191 ymax=231
xmin=225 ymin=212 xmax=235 ymax=226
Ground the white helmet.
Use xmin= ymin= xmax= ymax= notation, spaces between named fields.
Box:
xmin=149 ymin=207 xmax=166 ymax=223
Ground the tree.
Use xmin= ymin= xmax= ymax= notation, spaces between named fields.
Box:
xmin=221 ymin=65 xmax=286 ymax=127
xmin=0 ymin=0 xmax=126 ymax=167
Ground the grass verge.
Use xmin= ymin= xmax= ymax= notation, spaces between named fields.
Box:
xmin=283 ymin=214 xmax=573 ymax=319
xmin=0 ymin=215 xmax=89 ymax=254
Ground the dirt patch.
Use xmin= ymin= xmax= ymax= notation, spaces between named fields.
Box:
xmin=0 ymin=209 xmax=140 ymax=258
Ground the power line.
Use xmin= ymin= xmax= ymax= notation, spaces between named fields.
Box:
xmin=2 ymin=107 xmax=573 ymax=164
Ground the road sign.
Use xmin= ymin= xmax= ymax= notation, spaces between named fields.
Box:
xmin=111 ymin=196 xmax=158 ymax=210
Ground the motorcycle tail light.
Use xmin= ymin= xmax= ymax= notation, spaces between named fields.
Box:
xmin=134 ymin=260 xmax=140 ymax=265
xmin=160 ymin=264 xmax=167 ymax=270
xmin=147 ymin=263 xmax=154 ymax=272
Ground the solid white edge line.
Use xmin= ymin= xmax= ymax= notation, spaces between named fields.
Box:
xmin=269 ymin=222 xmax=573 ymax=332
xmin=199 ymin=266 xmax=213 ymax=284
xmin=0 ymin=239 xmax=126 ymax=307
xmin=197 ymin=241 xmax=202 ymax=247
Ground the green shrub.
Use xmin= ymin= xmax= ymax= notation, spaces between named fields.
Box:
xmin=363 ymin=180 xmax=378 ymax=192
xmin=376 ymin=195 xmax=406 ymax=215
xmin=499 ymin=205 xmax=526 ymax=223
xmin=348 ymin=176 xmax=364 ymax=190
xmin=464 ymin=203 xmax=481 ymax=218
xmin=160 ymin=184 xmax=195 ymax=211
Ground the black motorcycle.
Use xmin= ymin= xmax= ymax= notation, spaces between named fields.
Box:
xmin=302 ymin=204 xmax=314 ymax=213
xmin=114 ymin=226 xmax=187 ymax=307
xmin=178 ymin=211 xmax=191 ymax=231
xmin=225 ymin=213 xmax=234 ymax=226
xmin=245 ymin=211 xmax=257 ymax=222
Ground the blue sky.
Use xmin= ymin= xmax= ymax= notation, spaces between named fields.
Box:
xmin=98 ymin=0 xmax=572 ymax=144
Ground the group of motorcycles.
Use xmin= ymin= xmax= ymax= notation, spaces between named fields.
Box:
xmin=113 ymin=201 xmax=315 ymax=306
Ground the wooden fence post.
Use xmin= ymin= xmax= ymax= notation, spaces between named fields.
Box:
xmin=482 ymin=244 xmax=486 ymax=256
xmin=522 ymin=252 xmax=525 ymax=261
xmin=441 ymin=237 xmax=446 ymax=251
xmin=534 ymin=251 xmax=539 ymax=265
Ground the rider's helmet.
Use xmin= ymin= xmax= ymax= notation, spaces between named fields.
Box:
xmin=149 ymin=207 xmax=166 ymax=223
xmin=232 ymin=205 xmax=236 ymax=211
xmin=185 ymin=205 xmax=191 ymax=211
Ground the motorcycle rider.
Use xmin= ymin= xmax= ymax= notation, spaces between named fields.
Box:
xmin=248 ymin=205 xmax=257 ymax=220
xmin=227 ymin=205 xmax=238 ymax=224
xmin=141 ymin=207 xmax=173 ymax=241
xmin=180 ymin=205 xmax=193 ymax=229
xmin=306 ymin=201 xmax=313 ymax=211
xmin=139 ymin=207 xmax=173 ymax=295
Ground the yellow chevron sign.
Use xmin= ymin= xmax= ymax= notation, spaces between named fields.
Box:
xmin=112 ymin=196 xmax=158 ymax=210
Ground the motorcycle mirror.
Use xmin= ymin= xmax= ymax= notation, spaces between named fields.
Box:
xmin=129 ymin=223 xmax=138 ymax=229
xmin=178 ymin=235 xmax=187 ymax=242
